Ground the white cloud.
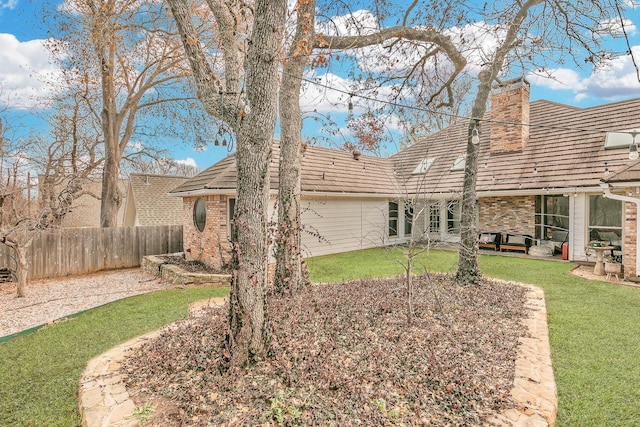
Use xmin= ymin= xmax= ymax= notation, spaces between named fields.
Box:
xmin=0 ymin=1 xmax=18 ymax=10
xmin=594 ymin=18 xmax=637 ymax=37
xmin=528 ymin=46 xmax=640 ymax=101
xmin=176 ymin=157 xmax=198 ymax=168
xmin=0 ymin=33 xmax=64 ymax=109
xmin=316 ymin=9 xmax=378 ymax=37
xmin=299 ymin=72 xmax=401 ymax=115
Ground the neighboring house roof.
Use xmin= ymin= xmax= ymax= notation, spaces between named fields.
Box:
xmin=173 ymin=90 xmax=640 ymax=198
xmin=52 ymin=178 xmax=127 ymax=228
xmin=171 ymin=144 xmax=398 ymax=196
xmin=123 ymin=174 xmax=188 ymax=226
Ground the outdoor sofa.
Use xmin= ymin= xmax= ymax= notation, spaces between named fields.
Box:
xmin=500 ymin=234 xmax=533 ymax=254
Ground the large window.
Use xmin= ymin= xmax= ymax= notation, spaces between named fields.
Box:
xmin=404 ymin=202 xmax=413 ymax=237
xmin=535 ymin=195 xmax=569 ymax=240
xmin=589 ymin=195 xmax=622 ymax=246
xmin=389 ymin=201 xmax=399 ymax=238
xmin=447 ymin=200 xmax=460 ymax=233
xmin=429 ymin=203 xmax=440 ymax=233
xmin=193 ymin=198 xmax=207 ymax=233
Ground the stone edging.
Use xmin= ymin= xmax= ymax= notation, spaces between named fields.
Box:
xmin=141 ymin=254 xmax=231 ymax=287
xmin=78 ymin=285 xmax=556 ymax=427
xmin=487 ymin=283 xmax=557 ymax=426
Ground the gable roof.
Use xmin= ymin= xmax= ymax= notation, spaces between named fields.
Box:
xmin=174 ymin=95 xmax=640 ymax=199
xmin=392 ymin=97 xmax=640 ymax=195
xmin=123 ymin=174 xmax=188 ymax=226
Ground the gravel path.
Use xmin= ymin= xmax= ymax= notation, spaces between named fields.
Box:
xmin=0 ymin=268 xmax=172 ymax=338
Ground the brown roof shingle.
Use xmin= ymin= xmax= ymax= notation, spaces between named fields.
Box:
xmin=173 ymin=96 xmax=640 ymax=198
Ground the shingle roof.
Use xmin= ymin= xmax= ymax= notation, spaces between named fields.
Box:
xmin=173 ymin=96 xmax=640 ymax=198
xmin=171 ymin=144 xmax=398 ymax=195
xmin=125 ymin=174 xmax=188 ymax=226
xmin=393 ymin=97 xmax=640 ymax=194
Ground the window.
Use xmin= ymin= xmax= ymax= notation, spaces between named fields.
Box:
xmin=535 ymin=195 xmax=569 ymax=240
xmin=588 ymin=195 xmax=622 ymax=245
xmin=228 ymin=198 xmax=236 ymax=241
xmin=429 ymin=203 xmax=440 ymax=232
xmin=604 ymin=129 xmax=639 ymax=149
xmin=389 ymin=201 xmax=399 ymax=237
xmin=447 ymin=200 xmax=460 ymax=233
xmin=404 ymin=202 xmax=414 ymax=237
xmin=412 ymin=158 xmax=436 ymax=174
xmin=193 ymin=198 xmax=206 ymax=232
xmin=451 ymin=154 xmax=466 ymax=171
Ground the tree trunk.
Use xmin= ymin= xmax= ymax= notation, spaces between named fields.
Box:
xmin=274 ymin=0 xmax=315 ymax=293
xmin=100 ymin=147 xmax=121 ymax=227
xmin=455 ymin=118 xmax=482 ymax=285
xmin=88 ymin=0 xmax=122 ymax=228
xmin=455 ymin=0 xmax=539 ymax=285
xmin=14 ymin=245 xmax=28 ymax=298
xmin=226 ymin=0 xmax=286 ymax=367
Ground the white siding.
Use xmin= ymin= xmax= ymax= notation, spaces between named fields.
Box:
xmin=300 ymin=197 xmax=389 ymax=257
xmin=571 ymin=193 xmax=588 ymax=261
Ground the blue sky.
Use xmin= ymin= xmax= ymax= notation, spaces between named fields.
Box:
xmin=2 ymin=1 xmax=640 ymax=171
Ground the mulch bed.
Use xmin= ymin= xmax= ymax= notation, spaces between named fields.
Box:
xmin=122 ymin=273 xmax=528 ymax=426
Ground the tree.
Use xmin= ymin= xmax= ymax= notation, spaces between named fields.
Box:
xmin=306 ymin=1 xmax=638 ymax=285
xmin=455 ymin=0 xmax=639 ymax=284
xmin=43 ymin=0 xmax=213 ymax=227
xmin=0 ymin=92 xmax=101 ymax=296
xmin=166 ymin=0 xmax=285 ymax=366
xmin=274 ymin=0 xmax=316 ymax=293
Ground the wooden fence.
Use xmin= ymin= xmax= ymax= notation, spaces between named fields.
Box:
xmin=0 ymin=225 xmax=183 ymax=280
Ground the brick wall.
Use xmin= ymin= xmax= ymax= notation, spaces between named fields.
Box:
xmin=623 ymin=188 xmax=638 ymax=278
xmin=182 ymin=195 xmax=232 ymax=266
xmin=479 ymin=195 xmax=536 ymax=236
xmin=489 ymin=79 xmax=530 ymax=155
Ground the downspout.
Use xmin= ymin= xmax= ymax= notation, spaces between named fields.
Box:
xmin=599 ymin=182 xmax=640 ymax=277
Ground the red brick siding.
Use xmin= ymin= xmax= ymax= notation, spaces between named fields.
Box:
xmin=623 ymin=188 xmax=638 ymax=278
xmin=479 ymin=196 xmax=536 ymax=236
xmin=182 ymin=195 xmax=232 ymax=266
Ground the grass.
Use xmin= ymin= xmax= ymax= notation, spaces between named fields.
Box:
xmin=308 ymin=248 xmax=640 ymax=426
xmin=0 ymin=286 xmax=228 ymax=427
xmin=1 ymin=248 xmax=639 ymax=426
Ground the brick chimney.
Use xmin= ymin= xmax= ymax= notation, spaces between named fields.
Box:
xmin=489 ymin=77 xmax=530 ymax=155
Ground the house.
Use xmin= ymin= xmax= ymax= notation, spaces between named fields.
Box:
xmin=122 ymin=174 xmax=188 ymax=226
xmin=170 ymin=78 xmax=640 ymax=279
xmin=38 ymin=177 xmax=128 ymax=228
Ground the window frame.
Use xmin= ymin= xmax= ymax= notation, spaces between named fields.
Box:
xmin=193 ymin=198 xmax=207 ymax=233
xmin=389 ymin=201 xmax=399 ymax=238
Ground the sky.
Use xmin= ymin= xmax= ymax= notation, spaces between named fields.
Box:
xmin=2 ymin=1 xmax=640 ymax=172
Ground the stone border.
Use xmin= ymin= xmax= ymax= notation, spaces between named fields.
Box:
xmin=141 ymin=254 xmax=231 ymax=287
xmin=78 ymin=285 xmax=556 ymax=427
xmin=487 ymin=284 xmax=557 ymax=426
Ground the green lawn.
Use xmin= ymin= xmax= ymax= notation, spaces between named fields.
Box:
xmin=0 ymin=286 xmax=228 ymax=426
xmin=1 ymin=249 xmax=638 ymax=426
xmin=308 ymin=247 xmax=640 ymax=426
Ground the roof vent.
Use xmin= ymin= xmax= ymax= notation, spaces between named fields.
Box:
xmin=353 ymin=150 xmax=361 ymax=160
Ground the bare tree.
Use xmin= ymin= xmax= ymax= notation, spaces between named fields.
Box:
xmin=0 ymin=94 xmax=101 ymax=296
xmin=274 ymin=0 xmax=316 ymax=293
xmin=42 ymin=0 xmax=213 ymax=227
xmin=166 ymin=0 xmax=285 ymax=366
xmin=455 ymin=0 xmax=639 ymax=284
